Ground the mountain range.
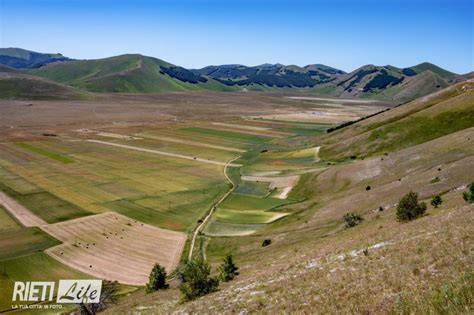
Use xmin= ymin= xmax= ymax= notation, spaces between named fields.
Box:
xmin=0 ymin=47 xmax=468 ymax=102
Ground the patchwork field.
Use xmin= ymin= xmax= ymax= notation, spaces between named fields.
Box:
xmin=0 ymin=92 xmax=390 ymax=295
xmin=0 ymin=135 xmax=233 ymax=231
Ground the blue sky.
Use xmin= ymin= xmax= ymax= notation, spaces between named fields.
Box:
xmin=0 ymin=0 xmax=472 ymax=73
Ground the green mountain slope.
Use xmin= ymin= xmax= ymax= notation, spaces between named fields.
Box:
xmin=191 ymin=63 xmax=344 ymax=88
xmin=29 ymin=54 xmax=233 ymax=93
xmin=319 ymin=80 xmax=474 ymax=160
xmin=312 ymin=63 xmax=457 ymax=102
xmin=408 ymin=62 xmax=457 ymax=79
xmin=0 ymin=48 xmax=69 ymax=69
xmin=0 ymin=48 xmax=460 ymax=100
xmin=0 ymin=72 xmax=91 ymax=100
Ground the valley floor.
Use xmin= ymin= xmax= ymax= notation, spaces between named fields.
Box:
xmin=0 ymin=88 xmax=472 ymax=313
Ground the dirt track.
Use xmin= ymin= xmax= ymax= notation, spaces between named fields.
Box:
xmin=139 ymin=134 xmax=245 ymax=153
xmin=188 ymin=155 xmax=241 ymax=259
xmin=86 ymin=139 xmax=242 ymax=167
xmin=0 ymin=191 xmax=47 ymax=227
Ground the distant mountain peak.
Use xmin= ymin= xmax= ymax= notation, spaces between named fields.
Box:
xmin=0 ymin=47 xmax=70 ymax=69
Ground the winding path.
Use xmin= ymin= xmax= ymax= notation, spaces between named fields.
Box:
xmin=188 ymin=155 xmax=241 ymax=260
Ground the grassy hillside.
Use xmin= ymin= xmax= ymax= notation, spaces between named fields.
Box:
xmin=0 ymin=72 xmax=92 ymax=100
xmin=0 ymin=47 xmax=69 ymax=69
xmin=312 ymin=64 xmax=455 ymax=102
xmin=409 ymin=62 xmax=457 ymax=79
xmin=319 ymin=80 xmax=474 ymax=160
xmin=0 ymin=49 xmax=455 ymax=99
xmin=30 ymin=54 xmax=234 ymax=93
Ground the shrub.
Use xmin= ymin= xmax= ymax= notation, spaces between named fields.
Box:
xmin=146 ymin=263 xmax=168 ymax=293
xmin=396 ymin=191 xmax=427 ymax=222
xmin=462 ymin=182 xmax=474 ymax=203
xmin=219 ymin=253 xmax=239 ymax=282
xmin=262 ymin=239 xmax=272 ymax=247
xmin=178 ymin=259 xmax=219 ymax=301
xmin=430 ymin=195 xmax=442 ymax=208
xmin=79 ymin=280 xmax=118 ymax=314
xmin=343 ymin=212 xmax=363 ymax=228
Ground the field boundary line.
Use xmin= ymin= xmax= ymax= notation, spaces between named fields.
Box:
xmin=0 ymin=191 xmax=47 ymax=227
xmin=138 ymin=133 xmax=246 ymax=153
xmin=86 ymin=139 xmax=242 ymax=167
xmin=188 ymin=155 xmax=241 ymax=260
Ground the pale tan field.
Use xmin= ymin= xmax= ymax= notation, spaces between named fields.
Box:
xmin=42 ymin=212 xmax=186 ymax=286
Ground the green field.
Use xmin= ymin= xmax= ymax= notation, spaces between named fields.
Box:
xmin=239 ymin=146 xmax=324 ymax=175
xmin=113 ymin=137 xmax=238 ymax=161
xmin=234 ymin=181 xmax=271 ymax=197
xmin=203 ymin=218 xmax=265 ymax=236
xmin=219 ymin=194 xmax=290 ymax=210
xmin=214 ymin=209 xmax=284 ymax=224
xmin=104 ymin=186 xmax=225 ymax=231
xmin=0 ymin=180 xmax=91 ymax=224
xmin=182 ymin=127 xmax=271 ymax=144
xmin=0 ymin=253 xmax=92 ymax=311
xmin=0 ymin=205 xmax=21 ymax=232
xmin=204 ymin=193 xmax=291 ymax=235
xmin=16 ymin=142 xmax=75 ymax=164
xmin=248 ymin=119 xmax=333 ymax=136
xmin=0 ymin=228 xmax=60 ymax=260
xmin=0 ymin=130 xmax=245 ymax=232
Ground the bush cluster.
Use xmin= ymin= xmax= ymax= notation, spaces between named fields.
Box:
xmin=463 ymin=182 xmax=474 ymax=203
xmin=343 ymin=212 xmax=363 ymax=228
xmin=178 ymin=259 xmax=219 ymax=301
xmin=396 ymin=191 xmax=427 ymax=222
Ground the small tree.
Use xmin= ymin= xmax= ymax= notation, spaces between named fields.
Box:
xmin=219 ymin=253 xmax=239 ymax=282
xmin=343 ymin=212 xmax=363 ymax=228
xmin=396 ymin=191 xmax=427 ymax=222
xmin=431 ymin=195 xmax=443 ymax=208
xmin=146 ymin=263 xmax=168 ymax=293
xmin=178 ymin=259 xmax=219 ymax=301
xmin=463 ymin=182 xmax=474 ymax=203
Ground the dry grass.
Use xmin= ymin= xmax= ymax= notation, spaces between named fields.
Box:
xmin=108 ymin=192 xmax=472 ymax=313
